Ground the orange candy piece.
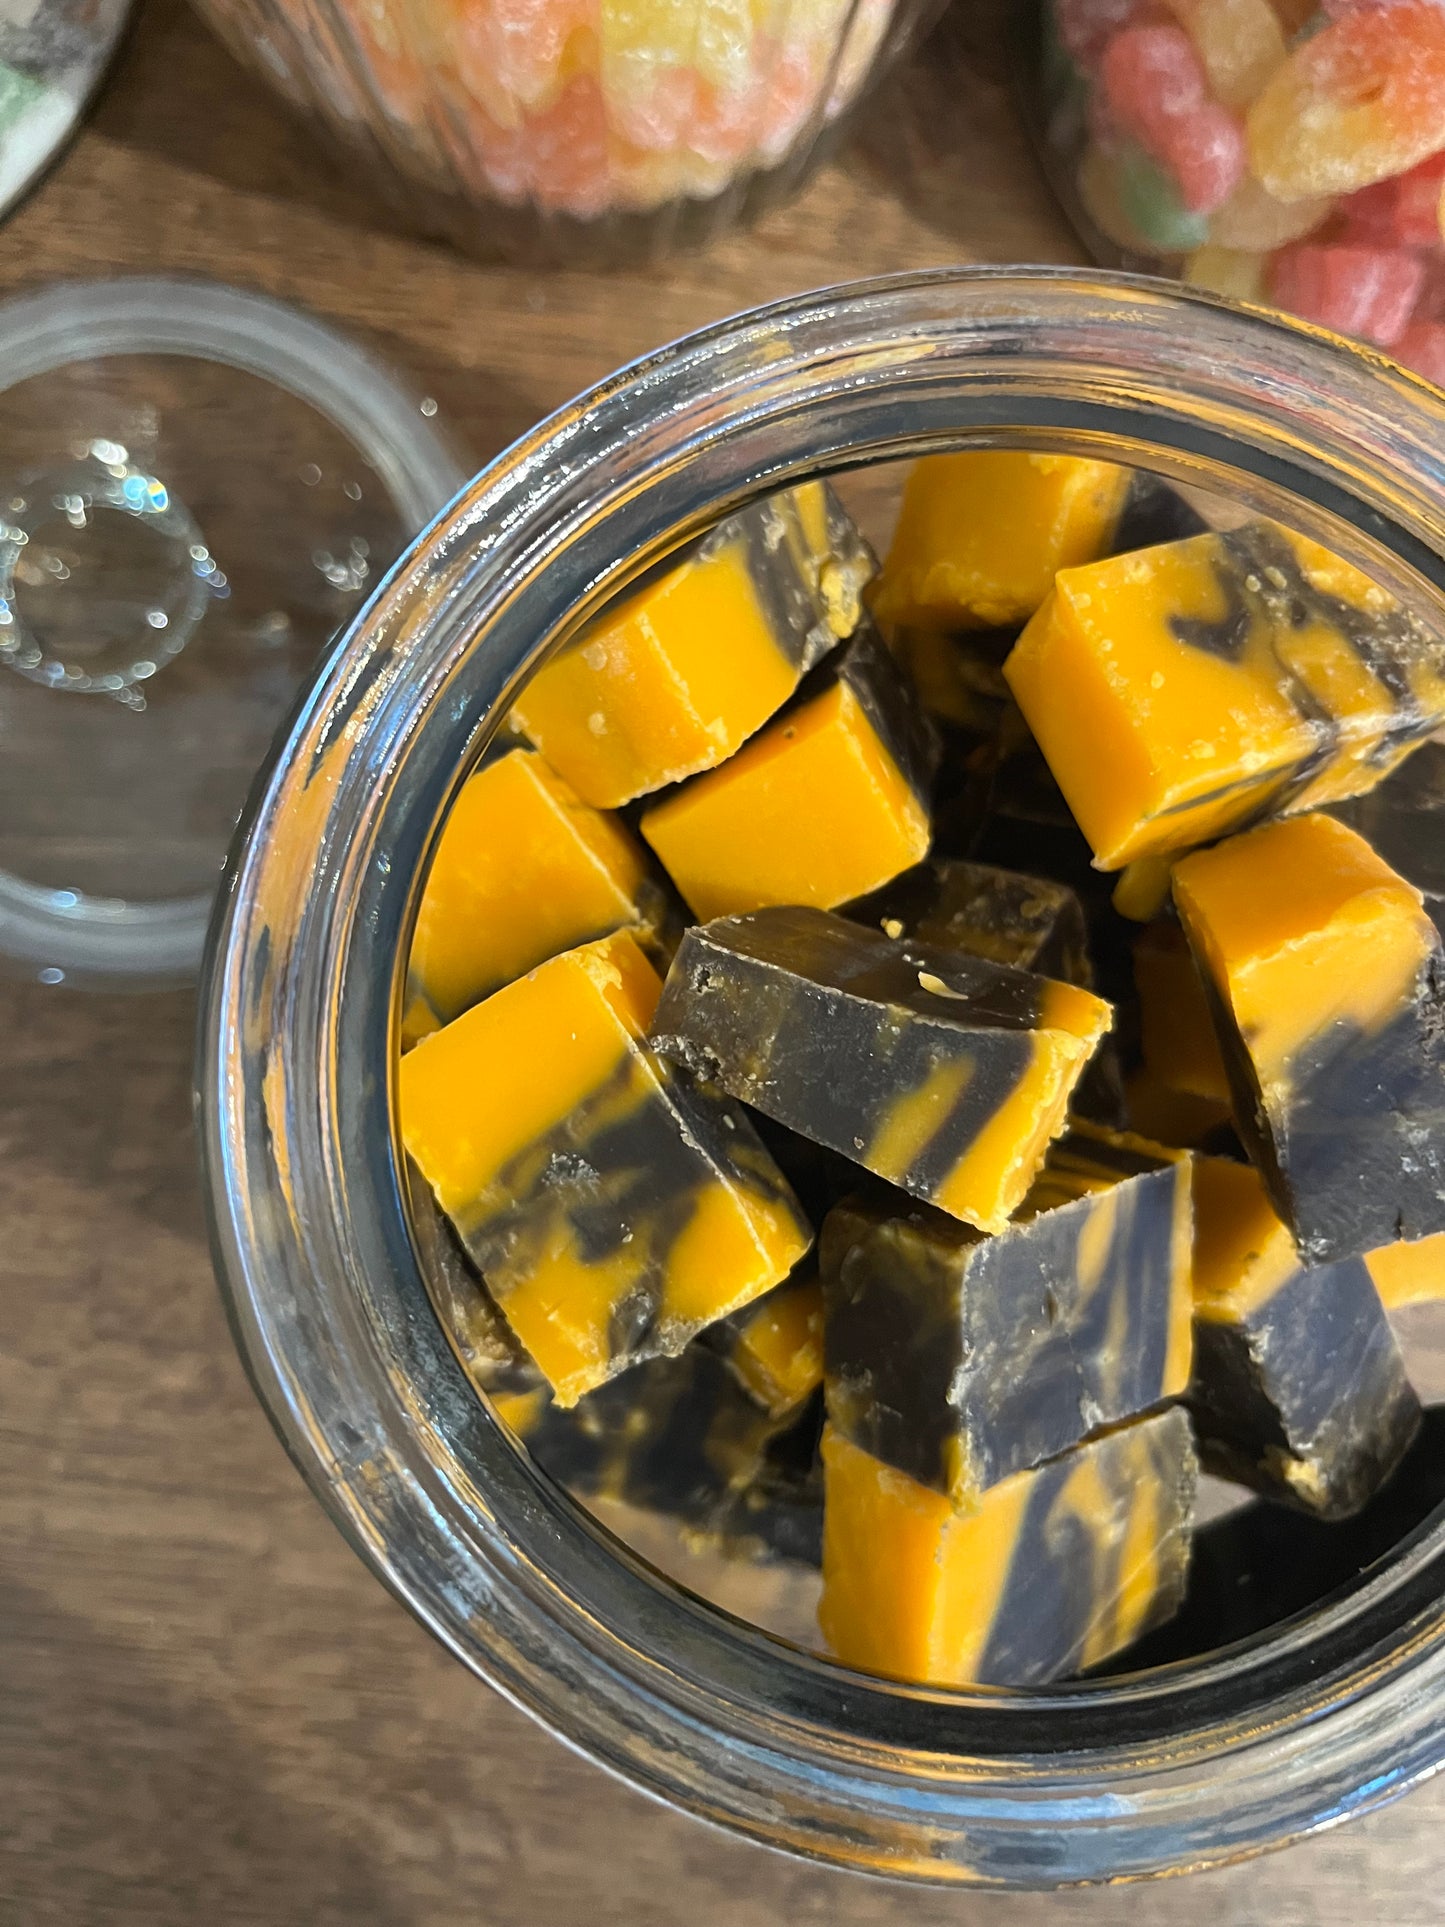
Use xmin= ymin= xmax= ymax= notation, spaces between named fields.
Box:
xmin=1248 ymin=1 xmax=1445 ymax=203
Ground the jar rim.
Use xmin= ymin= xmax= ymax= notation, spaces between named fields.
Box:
xmin=198 ymin=266 xmax=1445 ymax=1888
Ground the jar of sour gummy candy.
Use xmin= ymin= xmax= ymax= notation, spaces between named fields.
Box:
xmin=188 ymin=0 xmax=938 ymax=260
xmin=1029 ymin=0 xmax=1445 ymax=383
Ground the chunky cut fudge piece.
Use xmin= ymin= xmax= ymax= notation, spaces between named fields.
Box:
xmin=1005 ymin=521 xmax=1445 ymax=869
xmin=415 ymin=1190 xmax=824 ymax=1564
xmin=847 ymin=848 xmax=1129 ymax=1132
xmin=1110 ymin=856 xmax=1176 ymax=924
xmin=872 ymin=451 xmax=1131 ymax=631
xmin=1189 ymin=1156 xmax=1420 ymax=1518
xmin=1366 ymin=1233 xmax=1445 ymax=1310
xmin=640 ymin=625 xmax=938 ymax=921
xmin=400 ymin=930 xmax=810 ymax=1405
xmin=818 ymin=1408 xmax=1197 ymax=1687
xmin=400 ymin=991 xmax=441 ymax=1052
xmin=514 ymin=1347 xmax=823 ymax=1566
xmin=1125 ymin=1072 xmax=1235 ymax=1154
xmin=943 ymin=705 xmax=1141 ymax=1017
xmin=846 ymin=856 xmax=1092 ymax=987
xmin=407 ymin=747 xmax=674 ymax=1024
xmin=819 ymin=1126 xmax=1193 ymax=1510
xmin=1109 ymin=471 xmax=1210 ymax=556
xmin=1097 ymin=1411 xmax=1445 ymax=1676
xmin=650 ymin=906 xmax=1112 ymax=1234
xmin=512 ymin=482 xmax=874 ymax=807
xmin=889 ymin=624 xmax=1016 ymax=739
xmin=1133 ymin=918 xmax=1231 ymax=1103
xmin=1173 ymin=813 xmax=1445 ymax=1263
xmin=701 ymin=1267 xmax=825 ymax=1419
xmin=1332 ymin=739 xmax=1445 ymax=940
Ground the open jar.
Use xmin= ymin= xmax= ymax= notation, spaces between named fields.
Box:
xmin=1026 ymin=0 xmax=1445 ymax=385
xmin=187 ymin=0 xmax=939 ymax=262
xmin=200 ymin=268 xmax=1445 ymax=1887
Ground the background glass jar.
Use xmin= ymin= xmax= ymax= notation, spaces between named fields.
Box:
xmin=201 ymin=268 xmax=1445 ymax=1887
xmin=1027 ymin=0 xmax=1445 ymax=384
xmin=186 ymin=0 xmax=941 ymax=261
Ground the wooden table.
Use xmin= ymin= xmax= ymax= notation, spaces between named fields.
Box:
xmin=3 ymin=5 xmax=1442 ymax=1920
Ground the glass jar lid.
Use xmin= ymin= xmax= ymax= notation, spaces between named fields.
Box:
xmin=0 ymin=275 xmax=466 ymax=984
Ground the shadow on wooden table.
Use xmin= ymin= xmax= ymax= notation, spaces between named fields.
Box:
xmin=95 ymin=0 xmax=451 ymax=258
xmin=844 ymin=0 xmax=1083 ymax=268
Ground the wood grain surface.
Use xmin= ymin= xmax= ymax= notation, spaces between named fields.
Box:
xmin=3 ymin=3 xmax=1444 ymax=1921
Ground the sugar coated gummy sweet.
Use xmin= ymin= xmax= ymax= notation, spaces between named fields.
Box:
xmin=221 ymin=0 xmax=901 ymax=222
xmin=1099 ymin=22 xmax=1245 ymax=214
xmin=1044 ymin=0 xmax=1445 ymax=384
xmin=1247 ymin=2 xmax=1445 ymax=203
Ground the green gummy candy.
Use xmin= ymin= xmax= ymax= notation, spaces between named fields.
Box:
xmin=1115 ymin=143 xmax=1211 ymax=255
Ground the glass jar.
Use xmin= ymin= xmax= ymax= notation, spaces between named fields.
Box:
xmin=187 ymin=0 xmax=938 ymax=262
xmin=1026 ymin=0 xmax=1445 ymax=386
xmin=199 ymin=267 xmax=1445 ymax=1887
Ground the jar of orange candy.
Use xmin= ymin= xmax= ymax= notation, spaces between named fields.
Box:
xmin=192 ymin=0 xmax=934 ymax=260
xmin=1029 ymin=0 xmax=1445 ymax=382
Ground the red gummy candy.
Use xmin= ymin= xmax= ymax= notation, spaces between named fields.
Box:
xmin=1339 ymin=154 xmax=1445 ymax=246
xmin=1336 ymin=178 xmax=1404 ymax=246
xmin=1249 ymin=0 xmax=1445 ymax=201
xmin=1390 ymin=152 xmax=1445 ymax=245
xmin=1163 ymin=103 xmax=1248 ymax=213
xmin=1394 ymin=319 xmax=1445 ymax=383
xmin=1101 ymin=23 xmax=1206 ymax=136
xmin=1100 ymin=22 xmax=1245 ymax=211
xmin=1268 ymin=242 xmax=1425 ymax=345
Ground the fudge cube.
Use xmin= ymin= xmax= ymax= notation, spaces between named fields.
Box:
xmin=400 ymin=991 xmax=441 ymax=1052
xmin=1133 ymin=918 xmax=1231 ymax=1103
xmin=415 ymin=1198 xmax=823 ymax=1564
xmin=513 ymin=482 xmax=874 ymax=807
xmin=948 ymin=706 xmax=1139 ymax=1008
xmin=890 ymin=624 xmax=1015 ymax=738
xmin=702 ymin=1268 xmax=825 ymax=1419
xmin=408 ymin=1171 xmax=544 ymax=1405
xmin=819 ymin=1125 xmax=1193 ymax=1509
xmin=949 ymin=705 xmax=1097 ymax=880
xmin=1110 ymin=471 xmax=1210 ymax=555
xmin=846 ymin=856 xmax=1092 ymax=987
xmin=650 ymin=906 xmax=1112 ymax=1233
xmin=516 ymin=1346 xmax=820 ymax=1562
xmin=407 ymin=746 xmax=674 ymax=1024
xmin=400 ymin=929 xmax=811 ymax=1404
xmin=1189 ymin=1156 xmax=1420 ymax=1518
xmin=1173 ymin=812 xmax=1445 ymax=1263
xmin=872 ymin=451 xmax=1131 ymax=631
xmin=640 ymin=624 xmax=937 ymax=921
xmin=1365 ymin=1233 xmax=1445 ymax=1310
xmin=1111 ymin=856 xmax=1176 ymax=924
xmin=1332 ymin=739 xmax=1445 ymax=940
xmin=1004 ymin=521 xmax=1445 ymax=869
xmin=818 ymin=1408 xmax=1197 ymax=1687
xmin=1099 ymin=1411 xmax=1445 ymax=1674
xmin=1125 ymin=1072 xmax=1235 ymax=1153
xmin=846 ymin=848 xmax=1128 ymax=1132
